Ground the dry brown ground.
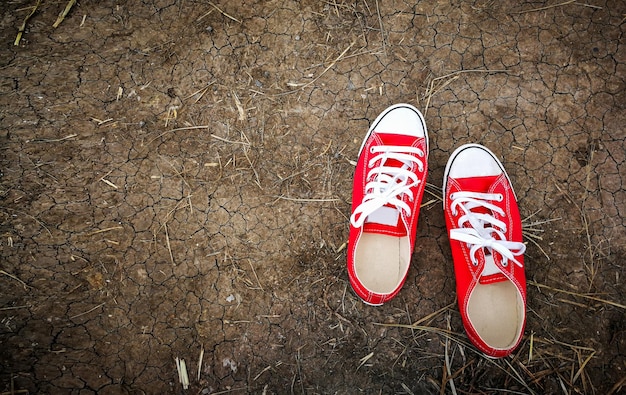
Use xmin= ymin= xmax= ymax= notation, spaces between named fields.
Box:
xmin=1 ymin=0 xmax=625 ymax=394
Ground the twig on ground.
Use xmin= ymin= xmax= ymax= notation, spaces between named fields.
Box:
xmin=86 ymin=226 xmax=123 ymax=236
xmin=0 ymin=389 xmax=29 ymax=395
xmin=502 ymin=359 xmax=536 ymax=395
xmin=521 ymin=210 xmax=560 ymax=261
xmin=443 ymin=313 xmax=458 ymax=395
xmin=247 ymin=259 xmax=264 ymax=291
xmin=240 ymin=129 xmax=262 ymax=189
xmin=572 ymin=350 xmax=595 ymax=391
xmin=0 ymin=270 xmax=30 ymax=290
xmin=273 ymin=195 xmax=340 ymax=203
xmin=295 ymin=348 xmax=305 ymax=394
xmin=207 ymin=387 xmax=249 ymax=395
xmin=207 ymin=2 xmax=241 ymax=23
xmin=211 ymin=133 xmax=250 ymax=146
xmin=513 ymin=0 xmax=601 ymax=14
xmin=155 ymin=197 xmax=192 ymax=241
xmin=253 ymin=365 xmax=272 ymax=381
xmin=146 ymin=125 xmax=211 ymax=145
xmin=285 ymin=41 xmax=355 ymax=93
xmin=99 ymin=170 xmax=119 ymax=189
xmin=31 ymin=134 xmax=78 ymax=143
xmin=513 ymin=0 xmax=576 ymax=14
xmin=70 ymin=302 xmax=105 ymax=319
xmin=420 ymin=199 xmax=438 ymax=208
xmin=53 ymin=0 xmax=77 ymax=28
xmin=525 ymin=236 xmax=551 ymax=261
xmin=160 ymin=156 xmax=192 ymax=190
xmin=529 ymin=280 xmax=625 ymax=309
xmin=303 ymin=47 xmax=383 ymax=71
xmin=0 ymin=305 xmax=28 ymax=311
xmin=164 ymin=105 xmax=178 ymax=127
xmin=608 ymin=375 xmax=626 ymax=395
xmin=401 ymin=383 xmax=415 ymax=395
xmin=357 ymin=352 xmax=374 ymax=371
xmin=164 ymin=223 xmax=175 ymax=266
xmin=425 ymin=182 xmax=444 ymax=202
xmin=374 ymin=0 xmax=387 ymax=56
xmin=412 ymin=302 xmax=455 ymax=327
xmin=232 ymin=91 xmax=246 ymax=121
xmin=0 ymin=207 xmax=52 ymax=237
xmin=197 ymin=345 xmax=204 ymax=381
xmin=91 ymin=117 xmax=114 ymax=126
xmin=528 ymin=331 xmax=534 ymax=363
xmin=175 ymin=357 xmax=190 ymax=390
xmin=15 ymin=0 xmax=42 ymax=46
xmin=183 ymin=81 xmax=215 ymax=103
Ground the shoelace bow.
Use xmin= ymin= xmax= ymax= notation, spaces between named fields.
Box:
xmin=448 ymin=191 xmax=526 ymax=268
xmin=350 ymin=145 xmax=425 ymax=228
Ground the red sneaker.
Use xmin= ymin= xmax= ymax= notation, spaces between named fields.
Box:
xmin=443 ymin=144 xmax=527 ymax=358
xmin=348 ymin=104 xmax=428 ymax=305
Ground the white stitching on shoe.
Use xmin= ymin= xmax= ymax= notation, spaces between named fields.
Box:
xmin=350 ymin=145 xmax=425 ymax=228
xmin=448 ymin=191 xmax=525 ymax=268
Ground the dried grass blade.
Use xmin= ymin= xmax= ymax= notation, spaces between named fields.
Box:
xmin=444 ymin=314 xmax=457 ymax=395
xmin=15 ymin=0 xmax=41 ymax=46
xmin=357 ymin=352 xmax=374 ymax=371
xmin=529 ymin=280 xmax=626 ymax=309
xmin=175 ymin=357 xmax=189 ymax=389
xmin=608 ymin=375 xmax=626 ymax=395
xmin=53 ymin=0 xmax=77 ymax=28
xmin=87 ymin=226 xmax=123 ymax=236
xmin=0 ymin=270 xmax=30 ymax=290
xmin=70 ymin=302 xmax=105 ymax=319
xmin=572 ymin=351 xmax=595 ymax=385
xmin=164 ymin=223 xmax=175 ymax=266
xmin=197 ymin=346 xmax=204 ymax=381
xmin=513 ymin=0 xmax=575 ymax=14
xmin=208 ymin=1 xmax=241 ymax=23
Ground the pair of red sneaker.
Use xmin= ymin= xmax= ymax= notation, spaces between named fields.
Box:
xmin=347 ymin=104 xmax=527 ymax=358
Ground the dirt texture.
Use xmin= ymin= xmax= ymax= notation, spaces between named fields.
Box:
xmin=1 ymin=0 xmax=625 ymax=394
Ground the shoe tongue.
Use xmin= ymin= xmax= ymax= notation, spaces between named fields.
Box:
xmin=363 ymin=221 xmax=407 ymax=237
xmin=454 ymin=175 xmax=500 ymax=194
xmin=362 ymin=206 xmax=406 ymax=236
xmin=372 ymin=132 xmax=417 ymax=169
xmin=365 ymin=205 xmax=399 ymax=226
xmin=375 ymin=132 xmax=417 ymax=145
xmin=479 ymin=249 xmax=508 ymax=284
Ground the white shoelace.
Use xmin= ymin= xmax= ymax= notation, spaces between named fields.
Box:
xmin=350 ymin=145 xmax=425 ymax=228
xmin=448 ymin=191 xmax=526 ymax=268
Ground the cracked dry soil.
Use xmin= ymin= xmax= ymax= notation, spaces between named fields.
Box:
xmin=1 ymin=1 xmax=625 ymax=394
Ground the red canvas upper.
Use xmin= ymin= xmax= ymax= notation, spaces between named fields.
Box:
xmin=348 ymin=131 xmax=428 ymax=305
xmin=444 ymin=172 xmax=527 ymax=358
